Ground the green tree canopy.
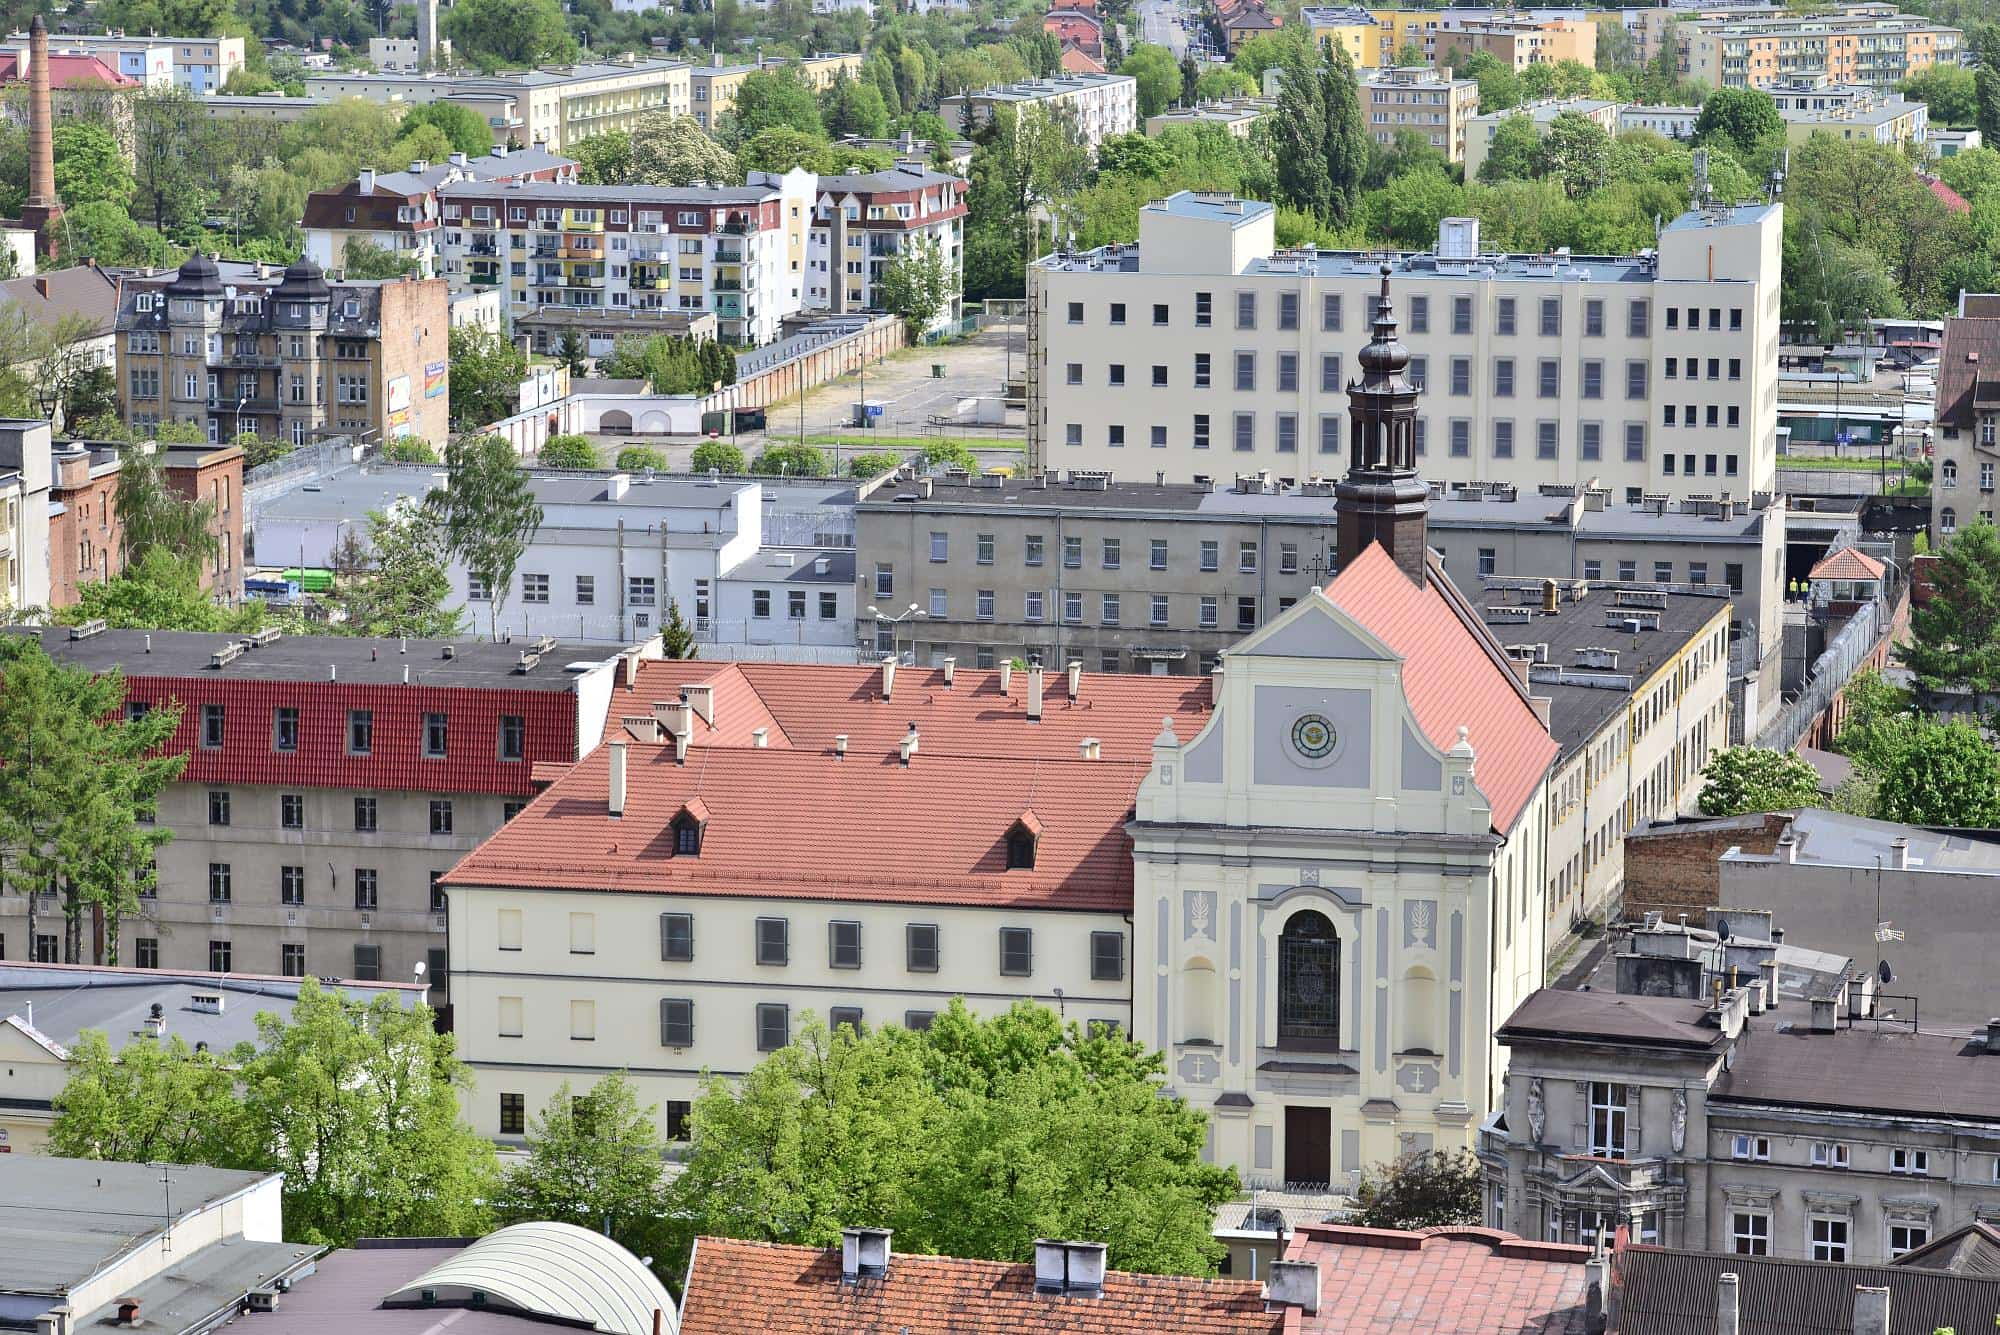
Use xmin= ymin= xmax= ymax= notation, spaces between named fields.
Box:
xmin=1694 ymin=87 xmax=1783 ymax=159
xmin=60 ymin=549 xmax=266 ymax=635
xmin=342 ymin=236 xmax=419 ymax=278
xmin=846 ymin=450 xmax=902 ymax=477
xmin=399 ymin=100 xmax=494 ymax=155
xmin=426 ymin=433 xmax=544 ymax=636
xmin=1120 ymin=44 xmax=1183 ymax=119
xmin=739 ymin=126 xmax=829 ymax=175
xmin=1477 ymin=114 xmax=1542 ymax=182
xmin=726 ymin=67 xmax=826 ymax=145
xmin=335 ymin=507 xmax=466 ymax=639
xmin=1535 ymin=110 xmax=1612 ymax=199
xmin=665 ymin=1002 xmax=1237 ymax=1276
xmin=1354 ymin=1150 xmax=1483 ymax=1230
xmin=750 ymin=441 xmax=830 ymax=476
xmin=1697 ymin=746 xmax=1822 ymax=815
xmin=877 ymin=235 xmax=952 ymax=335
xmin=539 ymin=433 xmax=600 ymax=469
xmin=496 ymin=1074 xmax=672 ymax=1267
xmin=630 ymin=113 xmax=739 ymax=186
xmin=690 ymin=441 xmax=748 ymax=473
xmin=49 ymin=1030 xmax=243 ymax=1162
xmin=447 ymin=325 xmax=527 ymax=431
xmin=52 ymin=122 xmax=134 ymax=208
xmin=1874 ymin=717 xmax=2000 ymax=827
xmin=1898 ymin=519 xmax=2000 ymax=695
xmin=570 ymin=130 xmax=636 ymax=185
xmin=617 ymin=445 xmax=669 ymax=471
xmin=823 ymin=72 xmax=891 ymax=139
xmin=112 ymin=441 xmax=220 ymax=566
xmin=444 ymin=0 xmax=577 ymax=71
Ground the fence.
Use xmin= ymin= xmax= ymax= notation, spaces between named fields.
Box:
xmin=1754 ymin=596 xmax=1894 ymax=753
xmin=244 ymin=435 xmax=361 ymax=504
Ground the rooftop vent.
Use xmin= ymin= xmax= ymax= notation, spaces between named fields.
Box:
xmin=246 ymin=627 xmax=282 ymax=647
xmin=1264 ymin=1260 xmax=1321 ymax=1314
xmin=898 ymin=722 xmax=919 ymax=766
xmin=209 ymin=642 xmax=246 ymax=669
xmin=1034 ymin=1241 xmax=1107 ymax=1298
xmin=840 ymin=1227 xmax=893 ymax=1283
xmin=246 ymin=1288 xmax=280 ymax=1313
xmin=189 ymin=992 xmax=225 ymax=1014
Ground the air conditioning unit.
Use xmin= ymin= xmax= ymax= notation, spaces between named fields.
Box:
xmin=246 ymin=1289 xmax=280 ymax=1313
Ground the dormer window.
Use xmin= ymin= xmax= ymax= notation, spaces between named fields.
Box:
xmin=1005 ymin=812 xmax=1042 ymax=871
xmin=671 ymin=798 xmax=710 ymax=856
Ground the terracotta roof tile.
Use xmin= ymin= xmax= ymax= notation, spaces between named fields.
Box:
xmin=1925 ymin=175 xmax=1971 ymax=214
xmin=678 ymin=1238 xmax=1283 ymax=1335
xmin=1324 ymin=546 xmax=1557 ymax=832
xmin=445 ymin=741 xmax=1145 ymax=910
xmin=606 ymin=660 xmax=1214 ymax=762
xmin=1288 ymin=1225 xmax=1594 ymax=1335
xmin=1809 ymin=545 xmax=1885 ymax=581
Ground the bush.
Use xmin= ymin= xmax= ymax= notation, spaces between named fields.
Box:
xmin=539 ymin=434 xmax=598 ymax=469
xmin=1697 ymin=746 xmax=1821 ymax=816
xmin=749 ymin=442 xmax=830 ymax=477
xmin=380 ymin=437 xmax=439 ymax=463
xmin=921 ymin=439 xmax=978 ymax=473
xmin=616 ymin=445 xmax=669 ymax=471
xmin=847 ymin=451 xmax=902 ymax=478
xmin=689 ymin=441 xmax=746 ymax=474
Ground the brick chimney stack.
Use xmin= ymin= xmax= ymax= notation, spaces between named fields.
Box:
xmin=20 ymin=15 xmax=64 ymax=256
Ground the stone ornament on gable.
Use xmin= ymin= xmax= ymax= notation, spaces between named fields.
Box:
xmin=1671 ymin=1089 xmax=1688 ymax=1155
xmin=1527 ymin=1077 xmax=1546 ymax=1142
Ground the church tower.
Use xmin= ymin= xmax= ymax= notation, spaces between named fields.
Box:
xmin=1334 ymin=265 xmax=1430 ymax=586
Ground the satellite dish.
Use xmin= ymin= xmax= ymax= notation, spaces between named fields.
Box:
xmin=1878 ymin=958 xmax=1894 ymax=985
xmin=1714 ymin=916 xmax=1729 ymax=941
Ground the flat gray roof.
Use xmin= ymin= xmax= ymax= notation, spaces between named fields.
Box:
xmin=1735 ymin=808 xmax=2000 ymax=874
xmin=1 ymin=625 xmax=601 ymax=690
xmin=0 ymin=1156 xmax=279 ymax=1297
xmin=233 ymin=1241 xmax=553 ymax=1335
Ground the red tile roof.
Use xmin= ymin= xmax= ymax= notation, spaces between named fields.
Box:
xmin=1925 ymin=175 xmax=1971 ymax=214
xmin=444 ymin=739 xmax=1145 ymax=909
xmin=679 ymin=1238 xmax=1283 ymax=1335
xmin=1809 ymin=546 xmax=1886 ymax=581
xmin=0 ymin=52 xmax=138 ymax=87
xmin=1060 ymin=44 xmax=1108 ymax=73
xmin=1323 ymin=546 xmax=1557 ymax=832
xmin=1287 ymin=1225 xmax=1594 ymax=1335
xmin=606 ymin=660 xmax=1214 ymax=762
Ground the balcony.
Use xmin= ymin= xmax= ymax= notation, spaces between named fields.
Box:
xmin=559 ymin=246 xmax=601 ymax=261
xmin=629 ymin=276 xmax=658 ymax=291
xmin=466 ymin=241 xmax=499 ymax=257
xmin=714 ymin=292 xmax=742 ymax=318
xmin=713 ymin=245 xmax=743 ymax=262
xmin=469 ymin=273 xmax=500 ymax=287
xmin=713 ymin=279 xmax=741 ymax=292
xmin=568 ymin=275 xmax=601 ymax=288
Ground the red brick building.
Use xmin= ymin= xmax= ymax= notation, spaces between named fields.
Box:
xmin=45 ymin=441 xmax=120 ymax=606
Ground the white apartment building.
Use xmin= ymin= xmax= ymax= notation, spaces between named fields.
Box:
xmin=806 ymin=163 xmax=967 ymax=336
xmin=306 ymin=59 xmax=693 ymax=153
xmin=10 ymin=30 xmax=242 ymax=90
xmin=939 ymin=73 xmax=1137 ymax=147
xmin=0 ymin=420 xmax=51 ymax=613
xmin=1028 ymin=193 xmax=1783 ymax=504
xmin=431 ymin=171 xmax=815 ymax=347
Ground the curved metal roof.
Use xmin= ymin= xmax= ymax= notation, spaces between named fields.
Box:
xmin=383 ymin=1221 xmax=677 ymax=1335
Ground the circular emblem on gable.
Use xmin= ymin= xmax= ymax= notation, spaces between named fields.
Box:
xmin=1292 ymin=713 xmax=1337 ymax=760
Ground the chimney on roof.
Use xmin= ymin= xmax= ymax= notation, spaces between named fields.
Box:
xmin=359 ymin=167 xmax=376 ymax=193
xmin=1810 ymin=995 xmax=1839 ymax=1033
xmin=834 ymin=733 xmax=848 ymax=759
xmin=1066 ymin=659 xmax=1082 ymax=700
xmin=999 ymin=660 xmax=1013 ymax=694
xmin=1851 ymin=1285 xmax=1890 ymax=1335
xmin=881 ymin=655 xmax=896 ymax=701
xmin=1034 ymin=1241 xmax=1107 ymax=1298
xmin=1891 ymin=835 xmax=1909 ymax=870
xmin=839 ymin=1227 xmax=892 ymax=1283
xmin=1761 ymin=958 xmax=1779 ymax=1010
xmin=1027 ymin=665 xmax=1044 ymax=722
xmin=1078 ymin=736 xmax=1101 ymax=760
xmin=1715 ymin=1273 xmax=1740 ymax=1335
xmin=1778 ymin=831 xmax=1797 ymax=863
xmin=623 ymin=653 xmax=639 ymax=690
xmin=1264 ymin=1261 xmax=1320 ymax=1315
xmin=114 ymin=1298 xmax=142 ymax=1327
xmin=941 ymin=656 xmax=956 ymax=687
xmin=672 ymin=728 xmax=690 ymax=765
xmin=751 ymin=726 xmax=769 ymax=748
xmin=898 ymin=722 xmax=918 ymax=766
xmin=608 ymin=740 xmax=627 ymax=817
xmin=1542 ymin=578 xmax=1559 ymax=614
xmin=681 ymin=683 xmax=714 ymax=726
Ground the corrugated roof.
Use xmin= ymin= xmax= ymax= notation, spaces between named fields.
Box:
xmin=1324 ymin=545 xmax=1557 ymax=832
xmin=1613 ymin=1243 xmax=2000 ymax=1335
xmin=678 ymin=1238 xmax=1281 ymax=1335
xmin=384 ymin=1222 xmax=675 ymax=1335
xmin=1890 ymin=1221 xmax=2000 ymax=1277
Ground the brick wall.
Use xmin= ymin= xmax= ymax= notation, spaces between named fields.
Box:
xmin=1621 ymin=813 xmax=1790 ymax=927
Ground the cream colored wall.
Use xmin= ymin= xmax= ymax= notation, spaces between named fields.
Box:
xmin=63 ymin=1174 xmax=284 ymax=1327
xmin=450 ymin=885 xmax=1131 ymax=1141
xmin=0 ymin=1026 xmax=62 ymax=1153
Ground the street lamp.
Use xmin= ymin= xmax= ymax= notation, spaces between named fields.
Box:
xmin=867 ymin=602 xmax=927 ymax=664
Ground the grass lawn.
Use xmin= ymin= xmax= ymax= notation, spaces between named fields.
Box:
xmin=774 ymin=433 xmax=1024 ymax=452
xmin=1777 ymin=452 xmax=1912 ymax=472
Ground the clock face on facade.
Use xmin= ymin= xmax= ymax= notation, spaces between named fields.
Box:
xmin=1291 ymin=713 xmax=1337 ymax=760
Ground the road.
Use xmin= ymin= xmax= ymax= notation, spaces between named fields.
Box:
xmin=1138 ymin=0 xmax=1189 ymax=58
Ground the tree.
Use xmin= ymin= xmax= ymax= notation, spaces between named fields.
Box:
xmin=1898 ymin=519 xmax=2000 ymax=696
xmin=750 ymin=442 xmax=830 ymax=476
xmin=822 ymin=72 xmax=890 ymax=140
xmin=921 ymin=439 xmax=978 ymax=472
xmin=661 ymin=597 xmax=698 ymax=658
xmin=118 ymin=446 xmax=218 ymax=566
xmin=380 ymin=437 xmax=440 ymax=463
xmin=570 ymin=130 xmax=635 ymax=185
xmin=342 ymin=236 xmax=419 ymax=278
xmin=427 ymin=434 xmax=544 ymax=637
xmin=1535 ymin=111 xmax=1611 ymax=199
xmin=539 ymin=433 xmax=599 ymax=469
xmin=1874 ymin=718 xmax=2000 ymax=827
xmin=131 ymin=87 xmax=214 ymax=237
xmin=739 ymin=126 xmax=828 ymax=175
xmin=399 ymin=100 xmax=493 ymax=155
xmin=726 ymin=67 xmax=825 ymax=145
xmin=666 ymin=1002 xmax=1236 ymax=1276
xmin=61 ymin=549 xmax=265 ymax=634
xmin=444 ymin=0 xmax=576 ymax=71
xmin=447 ymin=325 xmax=527 ymax=431
xmin=1353 ymin=1150 xmax=1483 ymax=1231
xmin=1196 ymin=66 xmax=1254 ymax=101
xmin=847 ymin=450 xmax=901 ymax=477
xmin=1697 ymin=746 xmax=1822 ymax=815
xmin=235 ymin=980 xmax=498 ymax=1245
xmin=1477 ymin=115 xmax=1542 ymax=182
xmin=616 ymin=445 xmax=669 ymax=471
xmin=877 ymin=235 xmax=952 ymax=336
xmin=50 ymin=1031 xmax=244 ymax=1163
xmin=336 ymin=507 xmax=466 ymax=639
xmin=1120 ymin=44 xmax=1182 ymax=119
xmin=554 ymin=327 xmax=589 ymax=377
xmin=1694 ymin=87 xmax=1783 ymax=159
xmin=52 ymin=122 xmax=133 ymax=208
xmin=0 ymin=637 xmax=185 ymax=964
xmin=1596 ymin=18 xmax=1638 ymax=69
xmin=1271 ymin=39 xmax=1330 ymax=219
xmin=1977 ymin=23 xmax=2000 ymax=145
xmin=1901 ymin=65 xmax=1978 ymax=127
xmin=1459 ymin=49 xmax=1521 ymax=114
xmin=496 ymin=1075 xmax=672 ymax=1263
xmin=690 ymin=440 xmax=746 ymax=473
xmin=1782 ymin=206 xmax=1903 ymax=342
xmin=629 ymin=113 xmax=738 ymax=186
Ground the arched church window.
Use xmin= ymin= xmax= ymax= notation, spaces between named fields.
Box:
xmin=1278 ymin=910 xmax=1340 ymax=1051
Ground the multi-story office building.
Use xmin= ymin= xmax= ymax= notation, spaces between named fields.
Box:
xmin=1028 ymin=193 xmax=1783 ymax=504
xmin=1358 ymin=65 xmax=1480 ymax=162
xmin=939 ymin=73 xmax=1137 ymax=147
xmin=1676 ymin=11 xmax=1963 ymax=91
xmin=1934 ymin=293 xmax=2000 ymax=542
xmin=305 ymin=58 xmax=693 ymax=153
xmin=806 ymin=163 xmax=966 ymax=335
xmin=114 ymin=254 xmax=450 ymax=449
xmin=0 ymin=627 xmax=621 ymax=1001
xmin=429 ymin=171 xmax=813 ymax=347
xmin=1484 ymin=969 xmax=2000 ymax=1263
xmin=1463 ymin=96 xmax=1621 ymax=179
xmin=300 ymin=149 xmax=576 ymax=280
xmin=11 ymin=29 xmax=243 ymax=90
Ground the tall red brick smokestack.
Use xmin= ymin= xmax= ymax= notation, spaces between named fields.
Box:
xmin=21 ymin=14 xmax=64 ymax=255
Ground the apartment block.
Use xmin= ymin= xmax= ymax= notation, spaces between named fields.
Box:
xmin=806 ymin=163 xmax=966 ymax=335
xmin=689 ymin=53 xmax=862 ymax=130
xmin=300 ymin=148 xmax=577 ymax=280
xmin=1933 ymin=293 xmax=2000 ymax=543
xmin=1431 ymin=15 xmax=1597 ymax=71
xmin=1677 ymin=11 xmax=1963 ymax=92
xmin=12 ymin=29 xmax=243 ymax=90
xmin=1146 ymin=96 xmax=1275 ymax=139
xmin=115 ymin=254 xmax=450 ymax=449
xmin=938 ymin=73 xmax=1137 ymax=148
xmin=0 ymin=626 xmax=620 ymax=1001
xmin=1463 ymin=96 xmax=1620 ymax=180
xmin=0 ymin=419 xmax=51 ymax=612
xmin=1358 ymin=65 xmax=1480 ymax=162
xmin=430 ymin=171 xmax=813 ymax=347
xmin=306 ymin=58 xmax=693 ymax=152
xmin=1028 ymin=193 xmax=1784 ymax=503
xmin=1618 ymin=82 xmax=1930 ymax=150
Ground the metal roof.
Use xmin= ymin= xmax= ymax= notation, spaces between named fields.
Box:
xmin=383 ymin=1221 xmax=676 ymax=1335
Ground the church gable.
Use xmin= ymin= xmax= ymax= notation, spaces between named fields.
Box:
xmin=1231 ymin=594 xmax=1393 ymax=663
